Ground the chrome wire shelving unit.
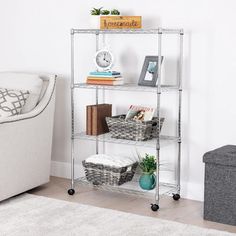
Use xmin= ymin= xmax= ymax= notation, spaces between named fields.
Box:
xmin=68 ymin=28 xmax=184 ymax=211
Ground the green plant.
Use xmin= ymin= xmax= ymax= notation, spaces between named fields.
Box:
xmin=101 ymin=9 xmax=110 ymax=15
xmin=111 ymin=9 xmax=120 ymax=15
xmin=138 ymin=154 xmax=156 ymax=174
xmin=91 ymin=7 xmax=103 ymax=15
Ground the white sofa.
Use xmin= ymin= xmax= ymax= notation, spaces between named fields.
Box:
xmin=0 ymin=74 xmax=57 ymax=201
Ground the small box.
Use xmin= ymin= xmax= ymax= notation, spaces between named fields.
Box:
xmin=100 ymin=16 xmax=142 ymax=29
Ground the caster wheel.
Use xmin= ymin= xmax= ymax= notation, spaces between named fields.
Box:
xmin=151 ymin=204 xmax=159 ymax=211
xmin=68 ymin=189 xmax=75 ymax=195
xmin=173 ymin=193 xmax=180 ymax=201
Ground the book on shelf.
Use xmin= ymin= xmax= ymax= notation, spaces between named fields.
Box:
xmin=89 ymin=71 xmax=121 ymax=76
xmin=125 ymin=105 xmax=155 ymax=121
xmin=87 ymin=79 xmax=124 ymax=86
xmin=87 ymin=76 xmax=123 ymax=81
xmin=87 ymin=70 xmax=123 ymax=86
xmin=86 ymin=104 xmax=112 ymax=136
xmin=88 ymin=74 xmax=122 ymax=78
xmin=86 ymin=105 xmax=93 ymax=135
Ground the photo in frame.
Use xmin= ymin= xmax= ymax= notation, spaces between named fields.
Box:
xmin=138 ymin=56 xmax=164 ymax=87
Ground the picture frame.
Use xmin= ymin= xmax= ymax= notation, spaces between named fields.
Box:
xmin=138 ymin=56 xmax=164 ymax=87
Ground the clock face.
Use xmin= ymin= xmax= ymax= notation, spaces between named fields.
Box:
xmin=95 ymin=50 xmax=113 ymax=71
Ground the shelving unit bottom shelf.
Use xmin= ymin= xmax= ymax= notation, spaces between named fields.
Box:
xmin=75 ymin=176 xmax=177 ymax=199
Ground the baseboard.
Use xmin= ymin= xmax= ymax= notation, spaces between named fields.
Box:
xmin=181 ymin=181 xmax=204 ymax=202
xmin=50 ymin=161 xmax=204 ymax=202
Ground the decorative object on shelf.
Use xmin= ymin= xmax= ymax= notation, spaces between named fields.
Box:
xmin=87 ymin=79 xmax=124 ymax=86
xmin=87 ymin=71 xmax=124 ymax=86
xmin=106 ymin=115 xmax=164 ymax=141
xmin=125 ymin=105 xmax=155 ymax=122
xmin=90 ymin=7 xmax=103 ymax=29
xmin=86 ymin=104 xmax=112 ymax=135
xmin=138 ymin=154 xmax=157 ymax=190
xmin=86 ymin=105 xmax=92 ymax=135
xmin=94 ymin=49 xmax=114 ymax=72
xmin=111 ymin=9 xmax=120 ymax=15
xmin=91 ymin=7 xmax=103 ymax=15
xmin=138 ymin=56 xmax=164 ymax=87
xmin=100 ymin=16 xmax=142 ymax=30
xmin=90 ymin=71 xmax=120 ymax=76
xmin=101 ymin=9 xmax=110 ymax=15
xmin=90 ymin=7 xmax=121 ymax=29
xmin=82 ymin=154 xmax=138 ymax=186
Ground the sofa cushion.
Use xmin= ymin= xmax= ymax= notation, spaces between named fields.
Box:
xmin=0 ymin=72 xmax=43 ymax=113
xmin=0 ymin=88 xmax=29 ymax=118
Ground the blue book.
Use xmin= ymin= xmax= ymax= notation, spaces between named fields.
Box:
xmin=90 ymin=71 xmax=121 ymax=76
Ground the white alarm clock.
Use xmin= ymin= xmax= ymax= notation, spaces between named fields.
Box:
xmin=94 ymin=49 xmax=114 ymax=71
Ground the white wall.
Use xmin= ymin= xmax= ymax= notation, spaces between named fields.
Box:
xmin=1 ymin=0 xmax=236 ymax=201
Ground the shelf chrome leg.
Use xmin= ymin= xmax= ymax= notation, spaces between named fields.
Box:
xmin=70 ymin=29 xmax=75 ymax=190
xmin=155 ymin=142 xmax=160 ymax=205
xmin=96 ymin=32 xmax=99 ymax=52
xmin=95 ymin=32 xmax=99 ymax=155
xmin=176 ymin=31 xmax=184 ymax=194
xmin=155 ymin=30 xmax=163 ymax=206
xmin=95 ymin=86 xmax=99 ymax=154
xmin=102 ymin=87 xmax=106 ymax=154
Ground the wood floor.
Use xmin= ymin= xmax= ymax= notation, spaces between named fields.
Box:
xmin=28 ymin=176 xmax=236 ymax=234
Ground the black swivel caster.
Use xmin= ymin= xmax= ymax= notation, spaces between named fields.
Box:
xmin=173 ymin=193 xmax=180 ymax=201
xmin=68 ymin=189 xmax=75 ymax=195
xmin=151 ymin=204 xmax=159 ymax=211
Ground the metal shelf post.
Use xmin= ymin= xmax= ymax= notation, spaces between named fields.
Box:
xmin=176 ymin=31 xmax=184 ymax=194
xmin=70 ymin=29 xmax=75 ymax=192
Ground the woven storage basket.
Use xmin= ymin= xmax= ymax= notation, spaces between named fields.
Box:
xmin=82 ymin=160 xmax=138 ymax=186
xmin=106 ymin=115 xmax=164 ymax=141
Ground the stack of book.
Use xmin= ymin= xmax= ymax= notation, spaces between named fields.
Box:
xmin=86 ymin=71 xmax=124 ymax=86
xmin=86 ymin=104 xmax=112 ymax=136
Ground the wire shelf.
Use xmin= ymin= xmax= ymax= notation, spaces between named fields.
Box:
xmin=73 ymin=132 xmax=179 ymax=148
xmin=75 ymin=176 xmax=177 ymax=198
xmin=72 ymin=28 xmax=184 ymax=35
xmin=73 ymin=83 xmax=179 ymax=93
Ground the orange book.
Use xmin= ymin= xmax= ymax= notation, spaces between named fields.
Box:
xmin=87 ymin=76 xmax=122 ymax=81
xmin=87 ymin=80 xmax=124 ymax=85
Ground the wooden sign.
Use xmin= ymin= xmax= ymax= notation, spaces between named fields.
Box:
xmin=100 ymin=16 xmax=142 ymax=29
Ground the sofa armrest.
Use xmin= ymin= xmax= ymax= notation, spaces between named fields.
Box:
xmin=0 ymin=75 xmax=57 ymax=125
xmin=0 ymin=74 xmax=57 ymax=201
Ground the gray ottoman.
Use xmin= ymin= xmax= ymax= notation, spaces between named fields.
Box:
xmin=203 ymin=145 xmax=236 ymax=226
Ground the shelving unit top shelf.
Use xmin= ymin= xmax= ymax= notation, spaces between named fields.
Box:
xmin=71 ymin=28 xmax=184 ymax=35
xmin=74 ymin=83 xmax=179 ymax=93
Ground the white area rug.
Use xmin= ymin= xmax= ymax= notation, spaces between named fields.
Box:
xmin=0 ymin=194 xmax=235 ymax=236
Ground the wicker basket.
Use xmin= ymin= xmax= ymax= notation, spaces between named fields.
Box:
xmin=106 ymin=115 xmax=164 ymax=141
xmin=82 ymin=160 xmax=138 ymax=186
